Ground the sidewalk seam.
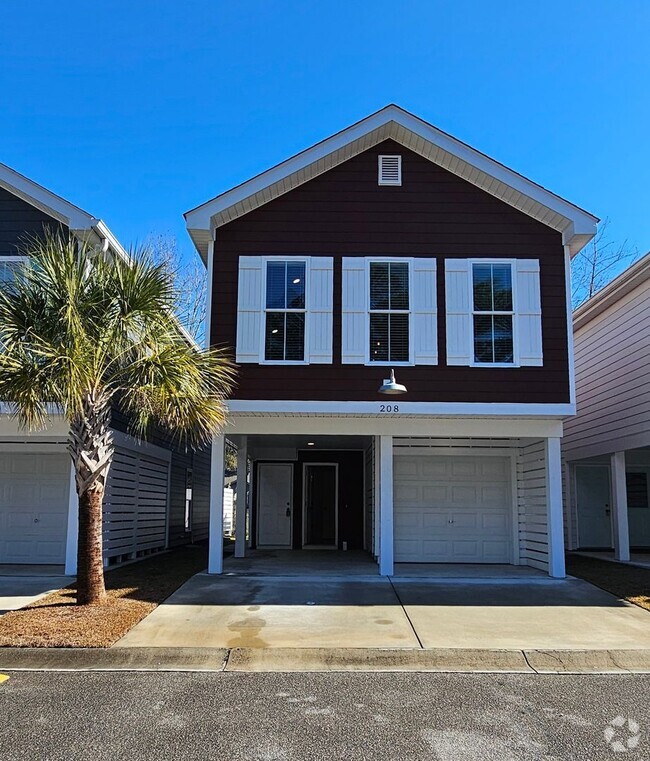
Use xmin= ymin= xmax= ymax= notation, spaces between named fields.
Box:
xmin=521 ymin=650 xmax=539 ymax=674
xmin=222 ymin=649 xmax=232 ymax=672
xmin=388 ymin=577 xmax=424 ymax=649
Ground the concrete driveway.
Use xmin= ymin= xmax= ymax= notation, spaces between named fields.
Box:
xmin=116 ymin=573 xmax=650 ymax=650
xmin=0 ymin=567 xmax=72 ymax=615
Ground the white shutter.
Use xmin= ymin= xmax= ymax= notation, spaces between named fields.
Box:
xmin=515 ymin=259 xmax=543 ymax=366
xmin=235 ymin=256 xmax=263 ymax=363
xmin=445 ymin=259 xmax=472 ymax=366
xmin=412 ymin=258 xmax=438 ymax=365
xmin=342 ymin=257 xmax=366 ymax=364
xmin=308 ymin=257 xmax=333 ymax=364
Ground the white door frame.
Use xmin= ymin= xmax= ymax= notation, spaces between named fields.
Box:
xmin=392 ymin=447 xmax=519 ymax=565
xmin=256 ymin=461 xmax=294 ymax=548
xmin=302 ymin=462 xmax=339 ymax=549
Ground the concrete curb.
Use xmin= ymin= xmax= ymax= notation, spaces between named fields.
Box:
xmin=1 ymin=647 xmax=650 ymax=673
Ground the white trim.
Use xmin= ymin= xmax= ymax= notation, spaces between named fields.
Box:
xmin=256 ymin=461 xmax=294 ymax=548
xmin=545 ymin=437 xmax=566 ymax=578
xmin=234 ymin=436 xmax=248 ymax=558
xmin=302 ymin=462 xmax=339 ymax=548
xmin=0 ymin=161 xmax=97 ymax=230
xmin=378 ymin=154 xmax=402 ymax=186
xmin=208 ymin=434 xmax=226 ymax=574
xmin=378 ymin=435 xmax=394 ymax=575
xmin=365 ymin=257 xmax=414 ymax=366
xmin=260 ymin=256 xmax=310 ymax=365
xmin=373 ymin=436 xmax=380 ymax=558
xmin=611 ymin=451 xmax=631 ymax=562
xmin=205 ymin=238 xmax=214 ymax=349
xmin=64 ymin=461 xmax=78 ymax=576
xmin=184 ymin=105 xmax=597 ymax=261
xmin=468 ymin=258 xmax=519 ymax=368
xmin=564 ymin=245 xmax=576 ymax=406
xmin=226 ymin=400 xmax=574 ymax=417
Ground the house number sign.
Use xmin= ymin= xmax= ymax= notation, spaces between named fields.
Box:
xmin=379 ymin=404 xmax=399 ymax=413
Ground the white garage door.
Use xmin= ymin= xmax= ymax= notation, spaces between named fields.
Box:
xmin=0 ymin=453 xmax=70 ymax=564
xmin=394 ymin=454 xmax=512 ymax=563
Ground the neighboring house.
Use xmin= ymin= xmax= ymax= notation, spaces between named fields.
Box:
xmin=185 ymin=104 xmax=598 ymax=578
xmin=563 ymin=252 xmax=650 ymax=562
xmin=0 ymin=162 xmax=210 ymax=573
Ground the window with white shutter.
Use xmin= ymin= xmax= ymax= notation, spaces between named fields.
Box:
xmin=342 ymin=257 xmax=437 ymax=366
xmin=444 ymin=258 xmax=543 ymax=368
xmin=235 ymin=256 xmax=333 ymax=365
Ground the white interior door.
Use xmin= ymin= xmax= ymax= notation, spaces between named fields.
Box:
xmin=0 ymin=453 xmax=70 ymax=564
xmin=576 ymin=465 xmax=612 ymax=548
xmin=257 ymin=463 xmax=293 ymax=547
xmin=394 ymin=454 xmax=512 ymax=563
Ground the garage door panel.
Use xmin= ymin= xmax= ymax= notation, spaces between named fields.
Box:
xmin=0 ymin=453 xmax=69 ymax=564
xmin=394 ymin=454 xmax=513 ymax=564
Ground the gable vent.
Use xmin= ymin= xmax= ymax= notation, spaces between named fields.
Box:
xmin=378 ymin=155 xmax=402 ymax=186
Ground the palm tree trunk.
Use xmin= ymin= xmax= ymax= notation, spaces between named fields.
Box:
xmin=69 ymin=392 xmax=113 ymax=606
xmin=76 ymin=486 xmax=106 ymax=604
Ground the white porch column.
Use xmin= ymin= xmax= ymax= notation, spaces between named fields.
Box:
xmin=64 ymin=461 xmax=78 ymax=576
xmin=234 ymin=437 xmax=248 ymax=558
xmin=611 ymin=451 xmax=631 ymax=562
xmin=378 ymin=435 xmax=394 ymax=576
xmin=373 ymin=437 xmax=381 ymax=558
xmin=545 ymin=437 xmax=566 ymax=578
xmin=208 ymin=434 xmax=226 ymax=574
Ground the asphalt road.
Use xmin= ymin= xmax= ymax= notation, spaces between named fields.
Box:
xmin=1 ymin=672 xmax=648 ymax=760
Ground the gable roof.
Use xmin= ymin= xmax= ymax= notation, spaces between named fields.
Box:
xmin=573 ymin=251 xmax=650 ymax=331
xmin=184 ymin=104 xmax=598 ymax=262
xmin=0 ymin=161 xmax=129 ymax=260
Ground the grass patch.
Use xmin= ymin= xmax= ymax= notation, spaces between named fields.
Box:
xmin=567 ymin=554 xmax=650 ymax=613
xmin=0 ymin=545 xmax=207 ymax=648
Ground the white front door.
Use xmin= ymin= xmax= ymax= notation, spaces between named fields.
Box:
xmin=576 ymin=465 xmax=612 ymax=548
xmin=0 ymin=453 xmax=70 ymax=564
xmin=394 ymin=454 xmax=513 ymax=563
xmin=257 ymin=463 xmax=293 ymax=547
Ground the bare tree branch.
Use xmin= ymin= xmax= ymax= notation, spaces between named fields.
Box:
xmin=571 ymin=219 xmax=640 ymax=308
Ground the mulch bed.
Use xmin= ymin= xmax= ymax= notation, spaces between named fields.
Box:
xmin=0 ymin=545 xmax=207 ymax=648
xmin=567 ymin=554 xmax=650 ymax=613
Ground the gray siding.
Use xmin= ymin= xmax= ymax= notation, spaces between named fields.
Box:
xmin=564 ymin=280 xmax=650 ymax=460
xmin=517 ymin=439 xmax=549 ymax=572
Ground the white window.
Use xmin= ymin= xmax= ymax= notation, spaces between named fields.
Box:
xmin=264 ymin=260 xmax=306 ymax=362
xmin=378 ymin=155 xmax=402 ymax=186
xmin=235 ymin=256 xmax=333 ymax=364
xmin=369 ymin=261 xmax=410 ymax=363
xmin=342 ymin=257 xmax=437 ymax=366
xmin=0 ymin=256 xmax=27 ymax=286
xmin=472 ymin=262 xmax=514 ymax=365
xmin=445 ymin=258 xmax=543 ymax=367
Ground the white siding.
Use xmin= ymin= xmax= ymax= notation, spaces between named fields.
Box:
xmin=517 ymin=439 xmax=549 ymax=572
xmin=564 ymin=280 xmax=650 ymax=460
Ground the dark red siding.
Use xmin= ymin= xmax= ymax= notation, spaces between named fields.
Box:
xmin=212 ymin=139 xmax=569 ymax=403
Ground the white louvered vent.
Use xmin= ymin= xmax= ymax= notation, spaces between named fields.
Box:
xmin=378 ymin=154 xmax=402 ymax=186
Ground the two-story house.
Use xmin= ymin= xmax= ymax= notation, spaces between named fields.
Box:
xmin=0 ymin=162 xmax=211 ymax=573
xmin=185 ymin=105 xmax=598 ymax=578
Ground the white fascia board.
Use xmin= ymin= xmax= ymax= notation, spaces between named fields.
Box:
xmin=0 ymin=161 xmax=96 ymax=230
xmin=184 ymin=105 xmax=598 ymax=255
xmin=226 ymin=400 xmax=575 ymax=417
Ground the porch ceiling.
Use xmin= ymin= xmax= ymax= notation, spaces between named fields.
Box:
xmin=244 ymin=434 xmax=371 ymax=451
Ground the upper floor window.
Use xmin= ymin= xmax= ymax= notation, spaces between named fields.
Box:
xmin=0 ymin=256 xmax=27 ymax=286
xmin=264 ymin=260 xmax=306 ymax=362
xmin=472 ymin=263 xmax=514 ymax=364
xmin=369 ymin=262 xmax=410 ymax=363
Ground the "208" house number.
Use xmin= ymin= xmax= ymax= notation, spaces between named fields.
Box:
xmin=379 ymin=404 xmax=399 ymax=413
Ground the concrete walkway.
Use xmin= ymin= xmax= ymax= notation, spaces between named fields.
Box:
xmin=0 ymin=568 xmax=73 ymax=615
xmin=116 ymin=572 xmax=650 ymax=651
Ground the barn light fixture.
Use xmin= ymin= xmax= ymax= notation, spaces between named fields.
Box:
xmin=378 ymin=369 xmax=407 ymax=395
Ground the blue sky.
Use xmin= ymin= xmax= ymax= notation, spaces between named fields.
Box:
xmin=1 ymin=1 xmax=648 ymax=268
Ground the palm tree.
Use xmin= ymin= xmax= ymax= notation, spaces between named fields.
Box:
xmin=0 ymin=231 xmax=235 ymax=605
